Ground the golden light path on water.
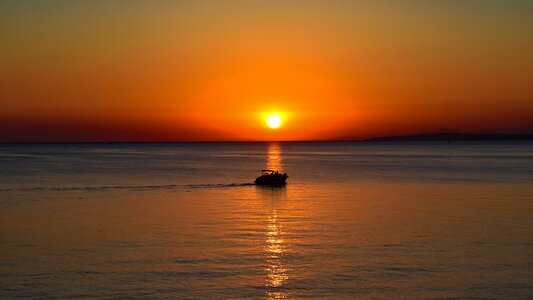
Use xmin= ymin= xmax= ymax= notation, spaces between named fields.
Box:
xmin=265 ymin=142 xmax=289 ymax=299
xmin=266 ymin=209 xmax=288 ymax=299
xmin=267 ymin=143 xmax=282 ymax=171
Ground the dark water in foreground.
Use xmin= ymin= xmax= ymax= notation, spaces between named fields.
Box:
xmin=1 ymin=142 xmax=532 ymax=299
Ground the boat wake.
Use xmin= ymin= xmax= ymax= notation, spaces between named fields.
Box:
xmin=0 ymin=183 xmax=256 ymax=193
xmin=185 ymin=183 xmax=255 ymax=189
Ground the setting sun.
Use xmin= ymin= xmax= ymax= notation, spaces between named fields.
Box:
xmin=267 ymin=115 xmax=282 ymax=129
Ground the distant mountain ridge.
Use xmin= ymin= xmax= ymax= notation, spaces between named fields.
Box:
xmin=365 ymin=131 xmax=533 ymax=142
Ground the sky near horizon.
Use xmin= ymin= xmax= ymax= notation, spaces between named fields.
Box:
xmin=1 ymin=1 xmax=532 ymax=141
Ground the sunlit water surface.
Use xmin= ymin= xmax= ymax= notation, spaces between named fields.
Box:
xmin=1 ymin=142 xmax=532 ymax=299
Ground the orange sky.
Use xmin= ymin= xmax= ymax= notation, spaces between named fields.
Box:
xmin=1 ymin=1 xmax=532 ymax=141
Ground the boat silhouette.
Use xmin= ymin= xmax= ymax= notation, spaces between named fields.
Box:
xmin=255 ymin=169 xmax=288 ymax=186
xmin=255 ymin=170 xmax=289 ymax=186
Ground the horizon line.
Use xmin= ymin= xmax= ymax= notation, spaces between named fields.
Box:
xmin=2 ymin=132 xmax=533 ymax=144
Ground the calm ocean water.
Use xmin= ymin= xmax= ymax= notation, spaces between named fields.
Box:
xmin=1 ymin=142 xmax=532 ymax=299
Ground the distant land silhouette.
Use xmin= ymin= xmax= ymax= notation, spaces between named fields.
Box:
xmin=364 ymin=131 xmax=533 ymax=142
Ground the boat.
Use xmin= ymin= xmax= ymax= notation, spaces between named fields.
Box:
xmin=255 ymin=169 xmax=288 ymax=186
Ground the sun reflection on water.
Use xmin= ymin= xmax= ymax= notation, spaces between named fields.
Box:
xmin=263 ymin=142 xmax=289 ymax=299
xmin=267 ymin=142 xmax=282 ymax=171
xmin=265 ymin=209 xmax=288 ymax=299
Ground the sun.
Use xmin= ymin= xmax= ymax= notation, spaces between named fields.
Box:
xmin=267 ymin=115 xmax=282 ymax=129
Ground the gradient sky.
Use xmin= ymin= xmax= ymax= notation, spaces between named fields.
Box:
xmin=1 ymin=0 xmax=532 ymax=141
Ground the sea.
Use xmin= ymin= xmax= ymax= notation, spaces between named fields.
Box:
xmin=0 ymin=142 xmax=532 ymax=299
